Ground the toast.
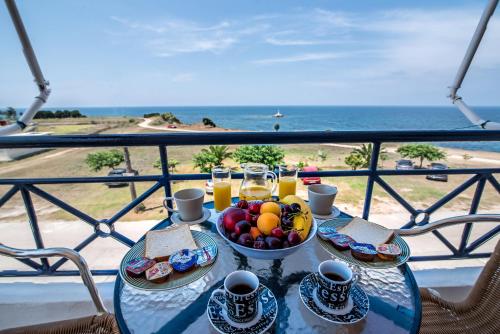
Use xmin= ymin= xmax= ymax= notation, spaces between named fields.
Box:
xmin=145 ymin=224 xmax=197 ymax=261
xmin=337 ymin=217 xmax=394 ymax=246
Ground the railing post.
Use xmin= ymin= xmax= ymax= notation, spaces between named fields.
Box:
xmin=459 ymin=175 xmax=487 ymax=254
xmin=20 ymin=186 xmax=49 ymax=271
xmin=362 ymin=142 xmax=381 ymax=219
xmin=159 ymin=145 xmax=173 ymax=213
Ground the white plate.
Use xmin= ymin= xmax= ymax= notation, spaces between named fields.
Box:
xmin=171 ymin=207 xmax=211 ymax=225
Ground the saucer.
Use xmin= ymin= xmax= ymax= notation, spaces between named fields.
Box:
xmin=207 ymin=284 xmax=277 ymax=334
xmin=312 ymin=206 xmax=341 ymax=220
xmin=299 ymin=273 xmax=369 ymax=324
xmin=171 ymin=207 xmax=211 ymax=225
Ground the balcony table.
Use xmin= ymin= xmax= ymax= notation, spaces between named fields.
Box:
xmin=114 ymin=200 xmax=421 ymax=334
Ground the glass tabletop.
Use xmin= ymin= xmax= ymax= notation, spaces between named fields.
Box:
xmin=114 ymin=202 xmax=421 ymax=334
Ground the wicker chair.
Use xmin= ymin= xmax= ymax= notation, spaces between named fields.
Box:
xmin=0 ymin=244 xmax=119 ymax=334
xmin=397 ymin=214 xmax=500 ymax=334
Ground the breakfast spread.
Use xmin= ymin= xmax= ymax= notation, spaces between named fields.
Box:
xmin=125 ymin=257 xmax=156 ymax=278
xmin=169 ymin=249 xmax=198 ymax=272
xmin=145 ymin=262 xmax=173 ymax=283
xmin=377 ymin=244 xmax=402 ymax=261
xmin=221 ymin=195 xmax=313 ymax=250
xmin=350 ymin=242 xmax=378 ymax=261
xmin=124 ymin=224 xmax=217 ymax=285
xmin=317 ymin=217 xmax=404 ymax=263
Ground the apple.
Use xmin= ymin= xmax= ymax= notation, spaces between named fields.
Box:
xmin=223 ymin=208 xmax=246 ymax=232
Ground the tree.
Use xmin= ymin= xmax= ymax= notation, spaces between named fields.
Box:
xmin=233 ymin=145 xmax=285 ymax=168
xmin=351 ymin=143 xmax=388 ymax=168
xmin=397 ymin=144 xmax=446 ymax=168
xmin=161 ymin=112 xmax=181 ymax=124
xmin=85 ymin=149 xmax=124 ymax=172
xmin=2 ymin=107 xmax=17 ymax=120
xmin=123 ymin=147 xmax=144 ymax=212
xmin=193 ymin=145 xmax=232 ymax=173
xmin=202 ymin=118 xmax=216 ymax=127
xmin=153 ymin=158 xmax=180 ymax=173
xmin=344 ymin=152 xmax=365 ymax=170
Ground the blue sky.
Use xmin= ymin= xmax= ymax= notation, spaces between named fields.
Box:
xmin=1 ymin=0 xmax=499 ymax=107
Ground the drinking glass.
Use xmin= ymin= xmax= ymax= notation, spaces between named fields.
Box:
xmin=212 ymin=166 xmax=232 ymax=212
xmin=279 ymin=165 xmax=298 ymax=199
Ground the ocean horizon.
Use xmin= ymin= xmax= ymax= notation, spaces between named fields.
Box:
xmin=21 ymin=105 xmax=500 ymax=152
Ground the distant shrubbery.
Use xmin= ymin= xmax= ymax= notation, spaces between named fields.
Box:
xmin=233 ymin=145 xmax=285 ymax=169
xmin=143 ymin=113 xmax=160 ymax=118
xmin=202 ymin=117 xmax=216 ymax=127
xmin=34 ymin=110 xmax=86 ymax=119
xmin=161 ymin=112 xmax=181 ymax=124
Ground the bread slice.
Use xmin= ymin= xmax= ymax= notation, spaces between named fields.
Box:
xmin=337 ymin=217 xmax=394 ymax=246
xmin=145 ymin=224 xmax=197 ymax=261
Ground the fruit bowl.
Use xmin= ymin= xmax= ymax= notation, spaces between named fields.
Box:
xmin=216 ymin=197 xmax=318 ymax=260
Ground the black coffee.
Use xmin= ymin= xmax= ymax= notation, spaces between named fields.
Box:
xmin=324 ymin=272 xmax=346 ymax=281
xmin=230 ymin=284 xmax=254 ymax=295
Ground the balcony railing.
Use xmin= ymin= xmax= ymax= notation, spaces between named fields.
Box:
xmin=0 ymin=130 xmax=499 ymax=277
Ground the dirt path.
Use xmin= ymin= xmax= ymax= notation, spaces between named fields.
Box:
xmin=138 ymin=118 xmax=199 ymax=132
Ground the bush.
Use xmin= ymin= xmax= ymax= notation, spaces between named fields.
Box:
xmin=344 ymin=152 xmax=365 ymax=170
xmin=85 ymin=149 xmax=124 ymax=172
xmin=397 ymin=144 xmax=446 ymax=168
xmin=161 ymin=112 xmax=181 ymax=124
xmin=144 ymin=113 xmax=160 ymax=118
xmin=34 ymin=109 xmax=86 ymax=119
xmin=202 ymin=118 xmax=216 ymax=127
xmin=153 ymin=158 xmax=180 ymax=173
xmin=193 ymin=146 xmax=232 ymax=173
xmin=233 ymin=145 xmax=285 ymax=169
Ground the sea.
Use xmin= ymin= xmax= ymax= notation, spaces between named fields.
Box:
xmin=65 ymin=106 xmax=500 ymax=152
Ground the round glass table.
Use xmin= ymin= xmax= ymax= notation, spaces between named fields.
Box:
xmin=114 ymin=201 xmax=421 ymax=334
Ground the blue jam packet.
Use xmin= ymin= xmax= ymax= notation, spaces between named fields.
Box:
xmin=317 ymin=226 xmax=338 ymax=240
xmin=169 ymin=249 xmax=198 ymax=272
xmin=194 ymin=246 xmax=217 ymax=267
xmin=350 ymin=242 xmax=377 ymax=254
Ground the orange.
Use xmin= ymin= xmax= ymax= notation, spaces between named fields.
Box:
xmin=257 ymin=213 xmax=280 ymax=236
xmin=260 ymin=201 xmax=281 ymax=216
xmin=250 ymin=227 xmax=262 ymax=240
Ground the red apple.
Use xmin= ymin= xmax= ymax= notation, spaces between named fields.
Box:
xmin=223 ymin=208 xmax=246 ymax=232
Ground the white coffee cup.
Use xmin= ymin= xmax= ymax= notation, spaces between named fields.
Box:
xmin=163 ymin=188 xmax=204 ymax=222
xmin=308 ymin=184 xmax=338 ymax=215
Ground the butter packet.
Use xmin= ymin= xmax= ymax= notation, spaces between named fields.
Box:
xmin=317 ymin=226 xmax=338 ymax=240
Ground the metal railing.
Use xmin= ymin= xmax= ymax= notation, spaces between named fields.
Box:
xmin=0 ymin=130 xmax=499 ymax=276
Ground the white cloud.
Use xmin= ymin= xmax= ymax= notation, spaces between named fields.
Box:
xmin=264 ymin=37 xmax=342 ymax=46
xmin=253 ymin=52 xmax=343 ymax=65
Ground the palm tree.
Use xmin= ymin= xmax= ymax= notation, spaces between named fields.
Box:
xmin=202 ymin=145 xmax=232 ymax=166
xmin=352 ymin=144 xmax=388 ymax=168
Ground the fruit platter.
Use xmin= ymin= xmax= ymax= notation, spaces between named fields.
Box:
xmin=216 ymin=195 xmax=318 ymax=260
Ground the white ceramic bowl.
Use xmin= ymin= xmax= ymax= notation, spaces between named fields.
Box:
xmin=216 ymin=212 xmax=318 ymax=260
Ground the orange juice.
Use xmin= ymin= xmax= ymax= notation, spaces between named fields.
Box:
xmin=214 ymin=181 xmax=232 ymax=211
xmin=279 ymin=177 xmax=297 ymax=199
xmin=239 ymin=185 xmax=272 ymax=201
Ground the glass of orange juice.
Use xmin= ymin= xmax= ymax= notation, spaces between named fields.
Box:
xmin=212 ymin=166 xmax=232 ymax=212
xmin=279 ymin=165 xmax=298 ymax=199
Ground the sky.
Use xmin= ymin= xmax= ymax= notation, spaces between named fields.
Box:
xmin=1 ymin=0 xmax=499 ymax=107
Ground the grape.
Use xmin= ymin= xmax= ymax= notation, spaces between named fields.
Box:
xmin=290 ymin=203 xmax=301 ymax=213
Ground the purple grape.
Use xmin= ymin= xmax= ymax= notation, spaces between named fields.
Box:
xmin=237 ymin=233 xmax=254 ymax=247
xmin=229 ymin=232 xmax=238 ymax=242
xmin=290 ymin=203 xmax=301 ymax=213
xmin=282 ymin=240 xmax=290 ymax=248
xmin=288 ymin=231 xmax=301 ymax=246
xmin=281 ymin=217 xmax=293 ymax=229
xmin=265 ymin=236 xmax=283 ymax=249
xmin=253 ymin=240 xmax=266 ymax=249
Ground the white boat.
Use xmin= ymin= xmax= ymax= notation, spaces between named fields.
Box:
xmin=273 ymin=110 xmax=284 ymax=118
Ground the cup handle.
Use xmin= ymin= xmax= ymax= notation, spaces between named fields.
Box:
xmin=163 ymin=197 xmax=177 ymax=213
xmin=267 ymin=171 xmax=278 ymax=194
xmin=210 ymin=289 xmax=227 ymax=311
